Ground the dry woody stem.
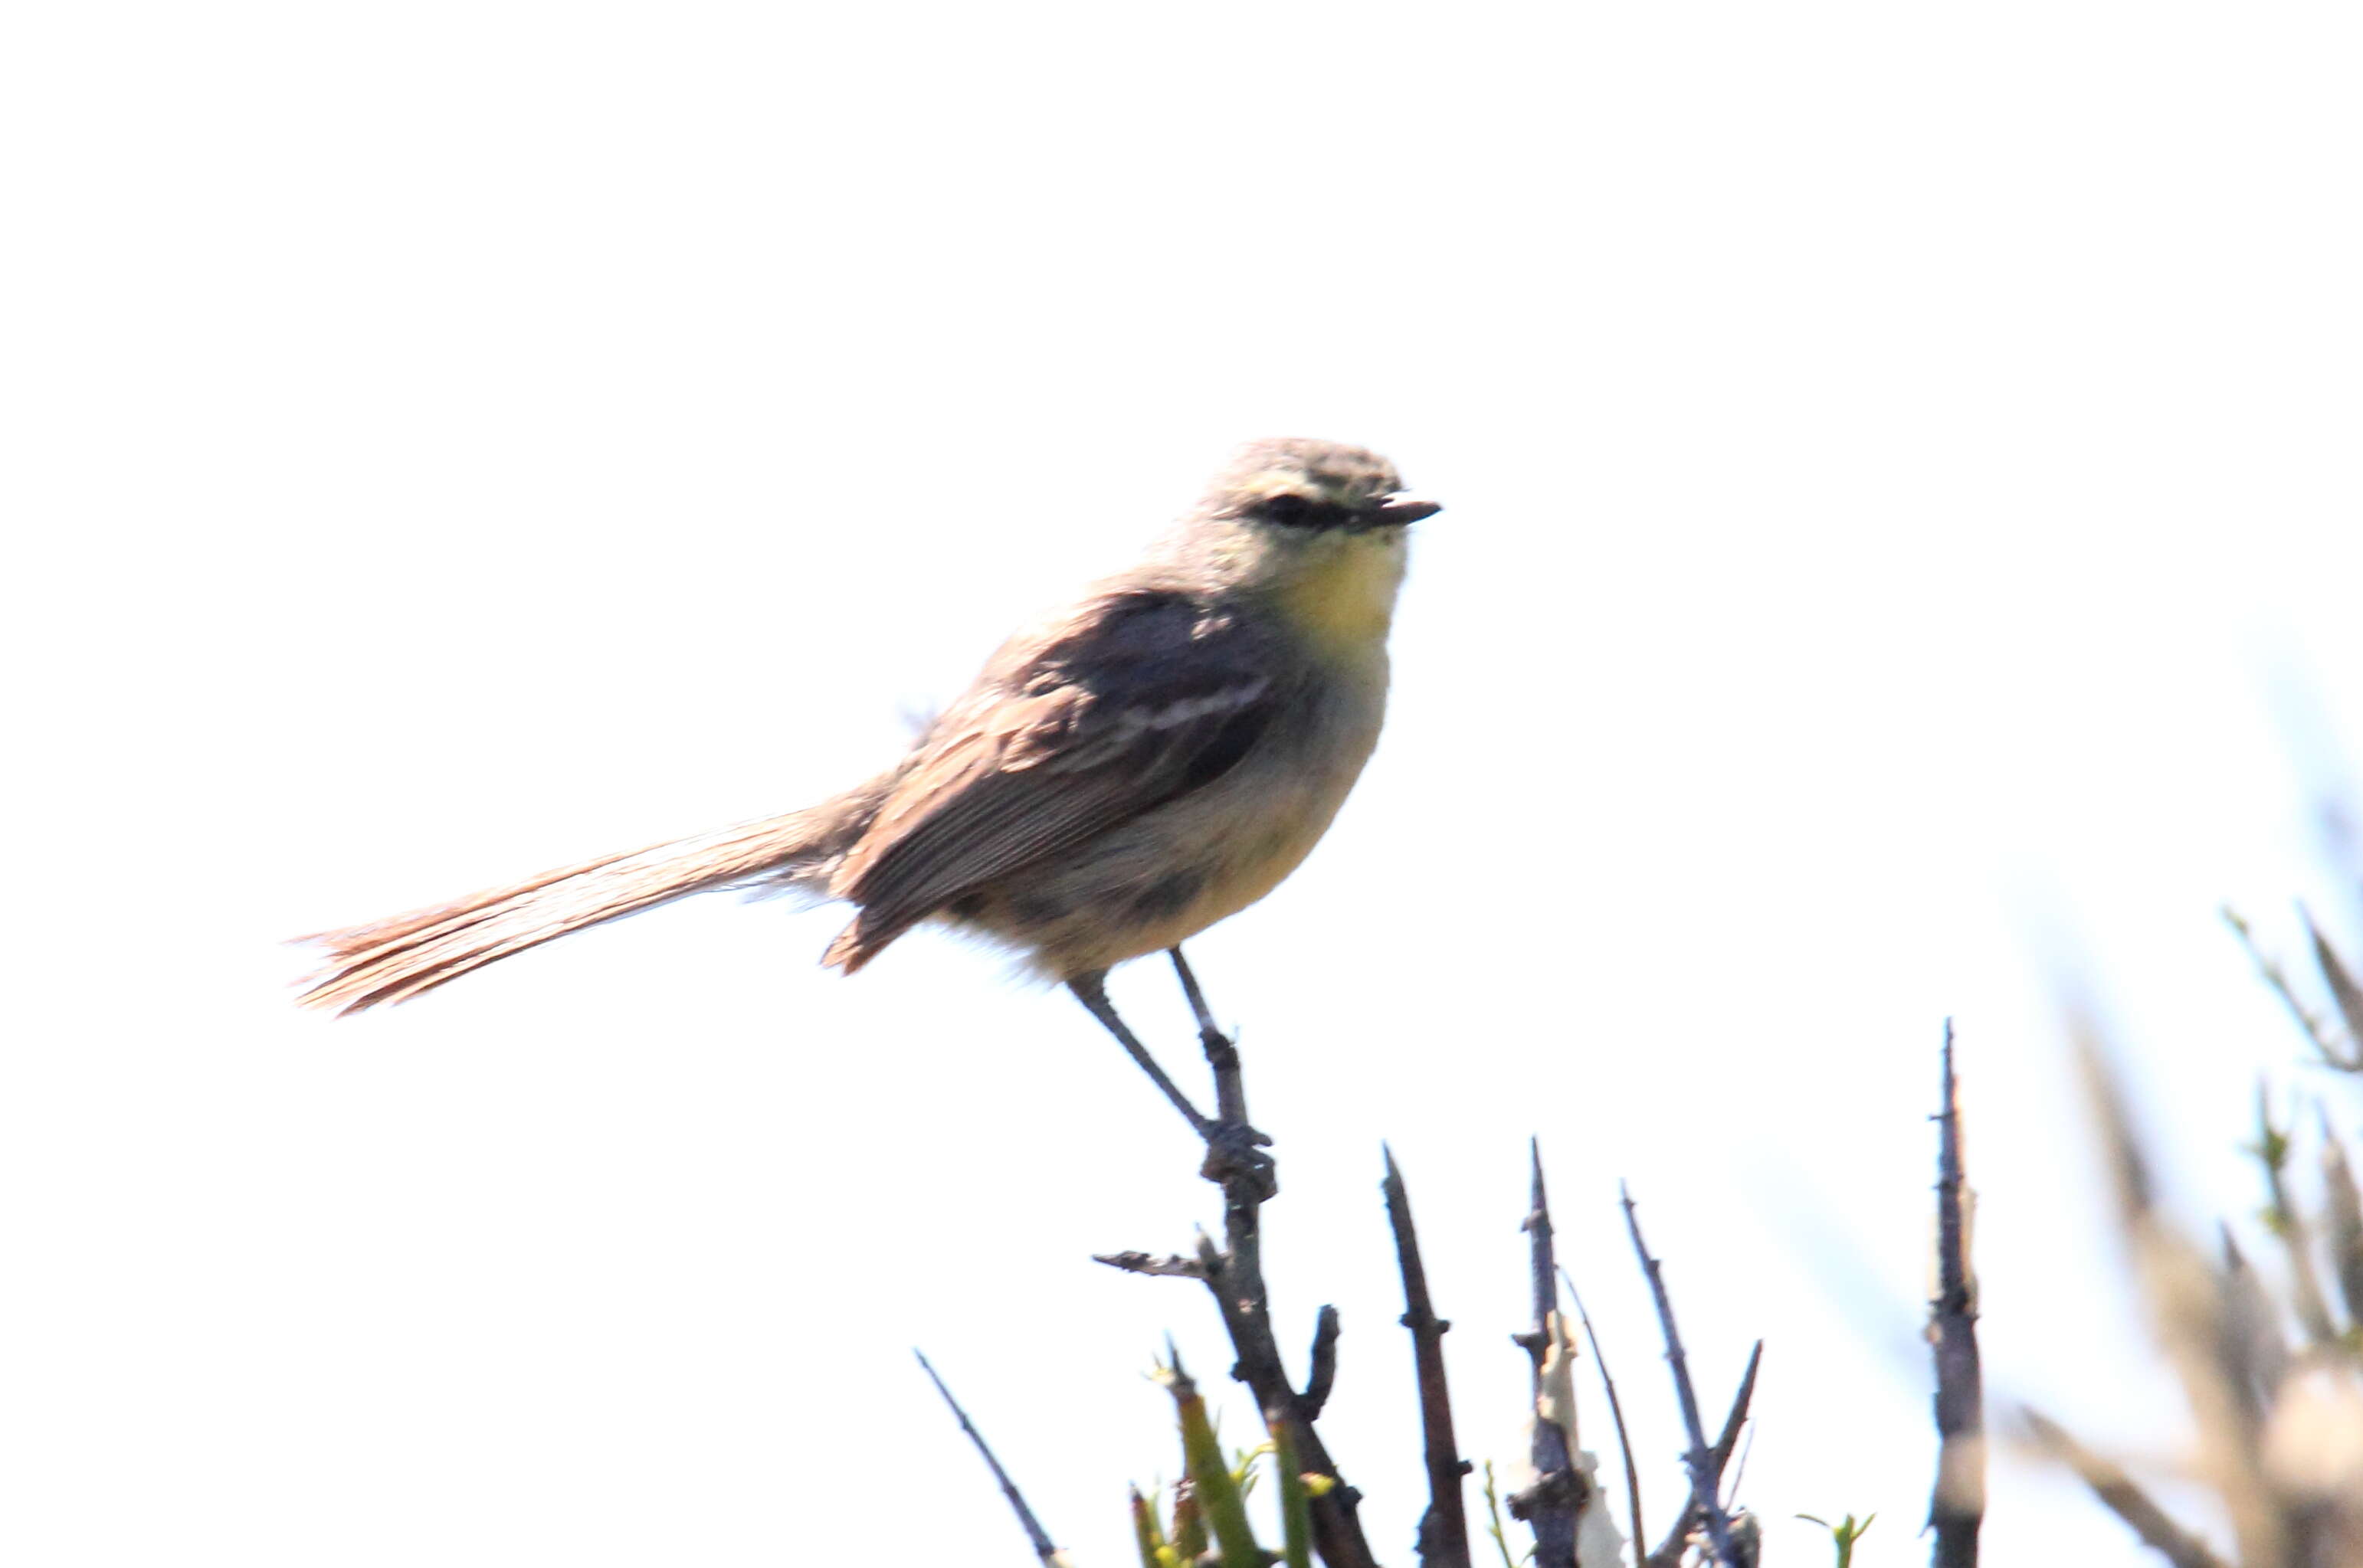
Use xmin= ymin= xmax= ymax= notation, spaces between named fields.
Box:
xmin=1509 ymin=1141 xmax=1581 ymax=1568
xmin=1385 ymin=1145 xmax=1474 ymax=1568
xmin=1928 ymin=1021 xmax=1985 ymax=1568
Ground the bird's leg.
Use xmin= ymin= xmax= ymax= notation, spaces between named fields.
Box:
xmin=1069 ymin=971 xmax=1214 ymax=1140
xmin=1168 ymin=946 xmax=1275 ymax=1198
xmin=1168 ymin=944 xmax=1225 ymax=1050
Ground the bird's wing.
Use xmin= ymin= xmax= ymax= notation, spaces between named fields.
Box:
xmin=827 ymin=589 xmax=1280 ymax=947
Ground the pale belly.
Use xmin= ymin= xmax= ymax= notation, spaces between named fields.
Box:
xmin=947 ymin=660 xmax=1388 ymax=978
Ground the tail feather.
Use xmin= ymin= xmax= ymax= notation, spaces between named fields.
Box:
xmin=297 ymin=808 xmax=844 ymax=1014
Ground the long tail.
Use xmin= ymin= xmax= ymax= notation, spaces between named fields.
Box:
xmin=295 ymin=801 xmax=862 ymax=1015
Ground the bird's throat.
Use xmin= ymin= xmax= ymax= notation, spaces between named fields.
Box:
xmin=1273 ymin=535 xmax=1406 ymax=658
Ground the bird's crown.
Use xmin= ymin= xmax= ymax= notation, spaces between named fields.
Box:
xmin=1199 ymin=439 xmax=1436 ymax=531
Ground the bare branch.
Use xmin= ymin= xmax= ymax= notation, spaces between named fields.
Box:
xmin=1929 ymin=1021 xmax=1985 ymax=1568
xmin=2020 ymin=1407 xmax=2232 ymax=1568
xmin=1189 ymin=1232 xmax=1375 ymax=1568
xmin=1621 ymin=1184 xmax=1739 ymax=1568
xmin=1506 ymin=1141 xmax=1581 ymax=1567
xmin=1094 ymin=950 xmax=1377 ymax=1567
xmin=914 ymin=1349 xmax=1072 ymax=1566
xmin=1563 ymin=1268 xmax=1645 ymax=1566
xmin=1385 ymin=1145 xmax=1473 ymax=1568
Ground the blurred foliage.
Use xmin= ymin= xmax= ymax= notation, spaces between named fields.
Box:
xmin=2040 ymin=905 xmax=2363 ymax=1566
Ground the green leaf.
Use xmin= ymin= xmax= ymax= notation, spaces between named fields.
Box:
xmin=1157 ymin=1352 xmax=1266 ymax=1567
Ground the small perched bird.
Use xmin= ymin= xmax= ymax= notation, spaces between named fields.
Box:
xmin=299 ymin=438 xmax=1436 ymax=1141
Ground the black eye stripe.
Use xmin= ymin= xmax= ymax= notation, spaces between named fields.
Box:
xmin=1257 ymin=494 xmax=1355 ymax=529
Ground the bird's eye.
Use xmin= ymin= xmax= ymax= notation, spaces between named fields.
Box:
xmin=1261 ymin=494 xmax=1313 ymax=525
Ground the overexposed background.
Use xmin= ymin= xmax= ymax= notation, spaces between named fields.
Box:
xmin=6 ymin=2 xmax=2361 ymax=1563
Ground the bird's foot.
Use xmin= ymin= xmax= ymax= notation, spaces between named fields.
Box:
xmin=1200 ymin=1118 xmax=1277 ymax=1200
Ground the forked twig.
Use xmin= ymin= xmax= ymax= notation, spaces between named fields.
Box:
xmin=1645 ymin=1341 xmax=1761 ymax=1568
xmin=1622 ymin=1184 xmax=1739 ymax=1568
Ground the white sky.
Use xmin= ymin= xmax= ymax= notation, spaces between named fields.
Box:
xmin=7 ymin=2 xmax=2362 ymax=1563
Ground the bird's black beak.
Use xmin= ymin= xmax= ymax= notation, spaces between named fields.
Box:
xmin=1373 ymin=496 xmax=1442 ymax=525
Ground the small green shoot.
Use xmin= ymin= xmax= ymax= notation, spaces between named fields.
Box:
xmin=1798 ymin=1511 xmax=1876 ymax=1567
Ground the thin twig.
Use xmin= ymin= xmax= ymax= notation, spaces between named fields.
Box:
xmin=914 ymin=1349 xmax=1070 ymax=1566
xmin=1726 ymin=1421 xmax=1756 ymax=1506
xmin=1644 ymin=1341 xmax=1761 ymax=1568
xmin=1506 ymin=1141 xmax=1580 ymax=1567
xmin=1929 ymin=1021 xmax=1984 ymax=1568
xmin=1622 ymin=1184 xmax=1738 ymax=1568
xmin=1384 ymin=1145 xmax=1473 ymax=1568
xmin=1562 ymin=1268 xmax=1644 ymax=1564
xmin=1480 ymin=1462 xmax=1521 ymax=1568
xmin=1093 ymin=1249 xmax=1208 ymax=1279
xmin=2020 ymin=1407 xmax=2233 ymax=1568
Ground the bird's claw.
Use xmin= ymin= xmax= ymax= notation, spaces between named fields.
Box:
xmin=1201 ymin=1119 xmax=1278 ymax=1200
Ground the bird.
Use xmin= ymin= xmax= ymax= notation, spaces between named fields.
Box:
xmin=297 ymin=437 xmax=1437 ymax=1151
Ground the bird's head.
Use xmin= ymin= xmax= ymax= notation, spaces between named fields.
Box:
xmin=1198 ymin=438 xmax=1441 ymax=535
xmin=1178 ymin=438 xmax=1440 ymax=650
